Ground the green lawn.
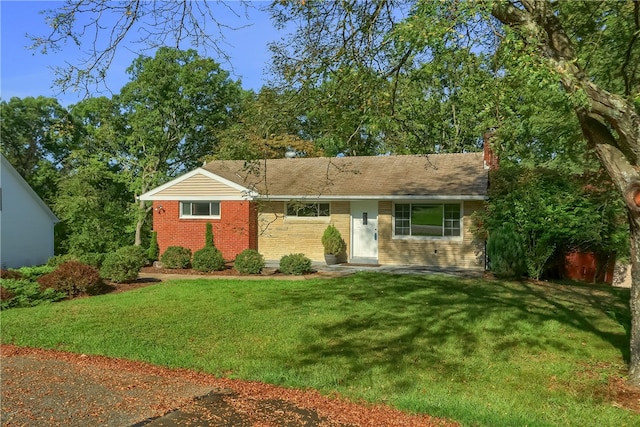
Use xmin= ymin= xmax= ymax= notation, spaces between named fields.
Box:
xmin=2 ymin=272 xmax=637 ymax=426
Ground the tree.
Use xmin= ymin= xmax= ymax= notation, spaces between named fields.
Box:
xmin=114 ymin=47 xmax=244 ymax=245
xmin=212 ymin=87 xmax=323 ymax=160
xmin=54 ymin=152 xmax=133 ymax=254
xmin=0 ymin=96 xmax=80 ymax=204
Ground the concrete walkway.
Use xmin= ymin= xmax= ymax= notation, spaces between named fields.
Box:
xmin=138 ymin=262 xmax=483 ymax=282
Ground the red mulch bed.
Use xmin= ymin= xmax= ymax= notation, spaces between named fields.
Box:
xmin=1 ymin=344 xmax=459 ymax=427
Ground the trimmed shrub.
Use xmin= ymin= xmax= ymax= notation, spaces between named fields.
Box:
xmin=46 ymin=254 xmax=78 ymax=267
xmin=1 ymin=269 xmax=23 ymax=280
xmin=193 ymin=247 xmax=226 ymax=272
xmin=100 ymin=246 xmax=147 ymax=283
xmin=78 ymin=253 xmax=107 ymax=269
xmin=161 ymin=246 xmax=192 ymax=269
xmin=322 ymin=224 xmax=346 ymax=255
xmin=38 ymin=261 xmax=104 ymax=297
xmin=487 ymin=223 xmax=527 ymax=279
xmin=17 ymin=265 xmax=55 ymax=280
xmin=205 ymin=223 xmax=214 ymax=248
xmin=234 ymin=249 xmax=265 ymax=274
xmin=0 ymin=279 xmax=65 ymax=309
xmin=148 ymin=231 xmax=159 ymax=262
xmin=279 ymin=253 xmax=312 ymax=275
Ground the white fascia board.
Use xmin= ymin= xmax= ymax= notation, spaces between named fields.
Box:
xmin=138 ymin=168 xmax=257 ymax=200
xmin=256 ymin=194 xmax=487 ymax=201
xmin=142 ymin=194 xmax=253 ymax=201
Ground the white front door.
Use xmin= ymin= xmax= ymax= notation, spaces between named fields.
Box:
xmin=351 ymin=201 xmax=378 ymax=261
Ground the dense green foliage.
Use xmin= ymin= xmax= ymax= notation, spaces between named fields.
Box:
xmin=486 ymin=223 xmax=527 ymax=279
xmin=1 ymin=273 xmax=635 ymax=426
xmin=205 ymin=223 xmax=214 ymax=248
xmin=192 ymin=247 xmax=226 ymax=272
xmin=100 ymin=246 xmax=147 ymax=283
xmin=37 ymin=261 xmax=103 ymax=297
xmin=160 ymin=246 xmax=192 ymax=269
xmin=234 ymin=249 xmax=265 ymax=274
xmin=473 ymin=167 xmax=628 ymax=280
xmin=321 ymin=225 xmax=346 ymax=255
xmin=0 ymin=279 xmax=65 ymax=309
xmin=279 ymin=253 xmax=312 ymax=275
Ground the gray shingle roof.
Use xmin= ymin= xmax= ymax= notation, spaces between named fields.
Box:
xmin=202 ymin=153 xmax=488 ymax=199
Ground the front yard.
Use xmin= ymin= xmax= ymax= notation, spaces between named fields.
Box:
xmin=1 ymin=272 xmax=638 ymax=426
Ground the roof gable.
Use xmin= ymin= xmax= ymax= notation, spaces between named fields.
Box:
xmin=1 ymin=155 xmax=59 ymax=223
xmin=139 ymin=168 xmax=256 ymax=201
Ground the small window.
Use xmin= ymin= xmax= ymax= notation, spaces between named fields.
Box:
xmin=394 ymin=203 xmax=461 ymax=237
xmin=180 ymin=201 xmax=220 ymax=218
xmin=286 ymin=201 xmax=330 ymax=217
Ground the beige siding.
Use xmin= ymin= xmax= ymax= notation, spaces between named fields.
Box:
xmin=378 ymin=200 xmax=485 ymax=270
xmin=154 ymin=173 xmax=244 ymax=198
xmin=258 ymin=201 xmax=350 ymax=262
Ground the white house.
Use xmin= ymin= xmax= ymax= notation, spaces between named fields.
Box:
xmin=0 ymin=155 xmax=59 ymax=269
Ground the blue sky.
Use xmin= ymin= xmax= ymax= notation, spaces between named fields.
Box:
xmin=1 ymin=1 xmax=282 ymax=106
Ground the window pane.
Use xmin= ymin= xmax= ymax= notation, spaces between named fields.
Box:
xmin=318 ymin=203 xmax=330 ymax=216
xmin=210 ymin=202 xmax=220 ymax=216
xmin=394 ymin=204 xmax=410 ymax=236
xmin=287 ymin=203 xmax=298 ymax=216
xmin=181 ymin=202 xmax=191 ymax=216
xmin=444 ymin=204 xmax=461 ymax=236
xmin=192 ymin=202 xmax=211 ymax=216
xmin=287 ymin=202 xmax=330 ymax=217
xmin=411 ymin=205 xmax=443 ymax=236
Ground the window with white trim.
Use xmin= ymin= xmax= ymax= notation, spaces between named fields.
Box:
xmin=286 ymin=201 xmax=330 ymax=217
xmin=180 ymin=201 xmax=220 ymax=218
xmin=394 ymin=203 xmax=461 ymax=237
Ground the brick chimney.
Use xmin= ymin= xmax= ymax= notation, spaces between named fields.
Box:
xmin=483 ymin=131 xmax=499 ymax=170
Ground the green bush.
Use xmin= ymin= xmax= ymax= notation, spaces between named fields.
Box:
xmin=100 ymin=246 xmax=147 ymax=283
xmin=46 ymin=254 xmax=78 ymax=267
xmin=78 ymin=253 xmax=107 ymax=269
xmin=0 ymin=279 xmax=65 ymax=309
xmin=192 ymin=247 xmax=226 ymax=272
xmin=234 ymin=249 xmax=265 ymax=274
xmin=17 ymin=265 xmax=55 ymax=280
xmin=148 ymin=231 xmax=159 ymax=261
xmin=161 ymin=246 xmax=192 ymax=269
xmin=487 ymin=223 xmax=527 ymax=279
xmin=38 ymin=261 xmax=104 ymax=297
xmin=279 ymin=253 xmax=312 ymax=275
xmin=322 ymin=224 xmax=346 ymax=255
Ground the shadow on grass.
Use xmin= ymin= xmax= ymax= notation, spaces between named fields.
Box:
xmin=269 ymin=272 xmax=630 ymax=391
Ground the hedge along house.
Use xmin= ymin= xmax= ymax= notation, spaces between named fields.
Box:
xmin=139 ymin=152 xmax=489 ymax=270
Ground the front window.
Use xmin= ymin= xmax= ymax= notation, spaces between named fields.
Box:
xmin=180 ymin=201 xmax=220 ymax=218
xmin=394 ymin=203 xmax=461 ymax=237
xmin=286 ymin=201 xmax=330 ymax=217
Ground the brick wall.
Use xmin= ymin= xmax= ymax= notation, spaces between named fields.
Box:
xmin=152 ymin=200 xmax=257 ymax=261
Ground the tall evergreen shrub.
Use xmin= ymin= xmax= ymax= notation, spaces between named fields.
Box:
xmin=205 ymin=223 xmax=214 ymax=248
xmin=487 ymin=223 xmax=527 ymax=279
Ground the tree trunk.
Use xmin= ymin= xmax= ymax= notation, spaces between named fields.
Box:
xmin=134 ymin=198 xmax=151 ymax=246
